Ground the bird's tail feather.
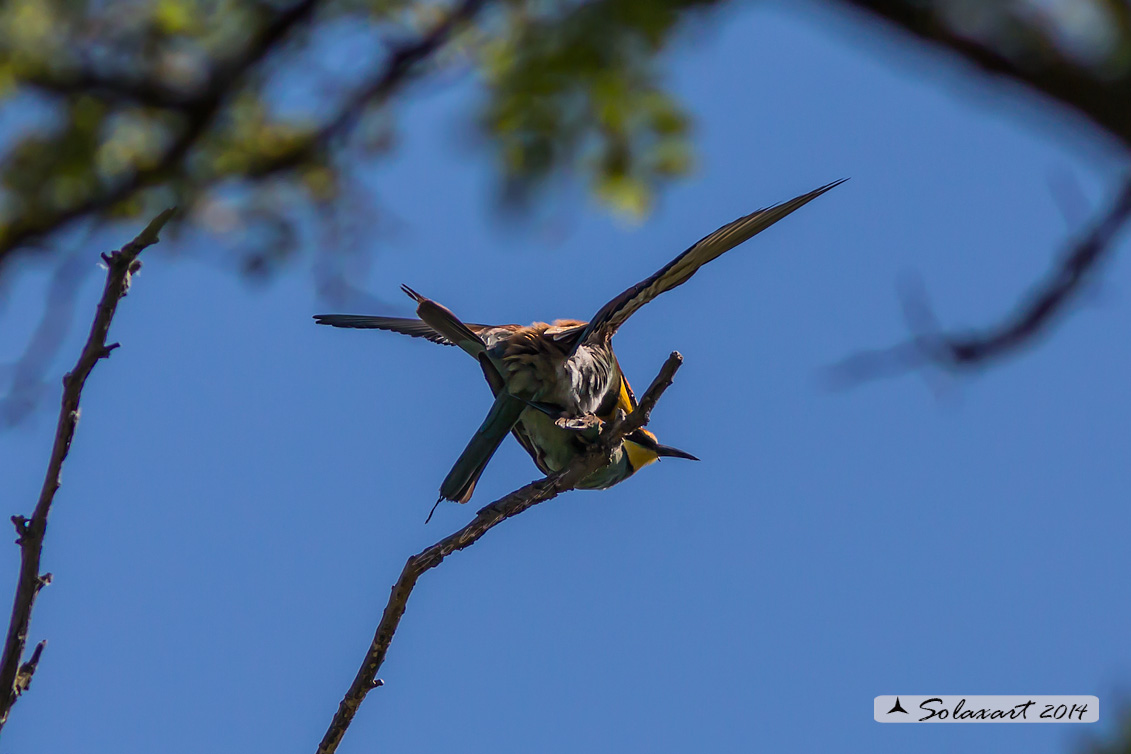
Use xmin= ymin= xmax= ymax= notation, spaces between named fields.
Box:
xmin=400 ymin=285 xmax=486 ymax=357
xmin=439 ymin=390 xmax=527 ymax=503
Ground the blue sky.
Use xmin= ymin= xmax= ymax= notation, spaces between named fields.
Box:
xmin=1 ymin=2 xmax=1129 ymax=752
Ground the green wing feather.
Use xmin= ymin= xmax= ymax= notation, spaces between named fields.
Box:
xmin=440 ymin=389 xmax=528 ymax=503
xmin=570 ymin=179 xmax=847 ymax=351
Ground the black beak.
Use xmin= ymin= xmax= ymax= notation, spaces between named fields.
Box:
xmin=655 ymin=444 xmax=699 ymax=461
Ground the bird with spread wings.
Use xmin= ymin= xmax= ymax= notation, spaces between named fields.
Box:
xmin=317 ymin=179 xmax=846 ymax=519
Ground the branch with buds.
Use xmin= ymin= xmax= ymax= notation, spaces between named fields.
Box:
xmin=0 ymin=209 xmax=174 ymax=731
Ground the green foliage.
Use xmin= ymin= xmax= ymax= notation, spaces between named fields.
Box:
xmin=0 ymin=0 xmax=715 ymax=270
xmin=479 ymin=0 xmax=705 ymax=217
xmin=0 ymin=0 xmax=336 ymax=268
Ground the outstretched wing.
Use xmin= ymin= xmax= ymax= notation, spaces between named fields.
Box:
xmin=570 ymin=179 xmax=847 ymax=350
xmin=313 ymin=314 xmax=480 ymax=346
xmin=317 ymin=286 xmax=519 ymax=357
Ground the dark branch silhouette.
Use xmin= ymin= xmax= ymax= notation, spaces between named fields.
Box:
xmin=315 ymin=352 xmax=684 ymax=754
xmin=244 ymin=0 xmax=490 ymax=179
xmin=831 ymin=0 xmax=1131 ymax=151
xmin=829 ymin=178 xmax=1131 ymax=383
xmin=0 ymin=209 xmax=175 ymax=731
xmin=822 ymin=0 xmax=1131 ymax=377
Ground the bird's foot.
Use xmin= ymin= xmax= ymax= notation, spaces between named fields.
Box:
xmin=555 ymin=413 xmax=603 ymax=433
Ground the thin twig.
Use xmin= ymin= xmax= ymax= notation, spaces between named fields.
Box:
xmin=315 ymin=352 xmax=684 ymax=754
xmin=0 ymin=208 xmax=175 ymax=731
xmin=828 ymin=179 xmax=1131 ymax=384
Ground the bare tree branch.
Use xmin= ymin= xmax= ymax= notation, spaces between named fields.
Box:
xmin=0 ymin=208 xmax=175 ymax=731
xmin=829 ymin=0 xmax=1131 ymax=152
xmin=315 ymin=351 xmax=684 ymax=754
xmin=828 ymin=178 xmax=1131 ymax=384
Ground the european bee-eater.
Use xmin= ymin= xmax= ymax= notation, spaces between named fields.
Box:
xmin=316 ymin=179 xmax=845 ymax=516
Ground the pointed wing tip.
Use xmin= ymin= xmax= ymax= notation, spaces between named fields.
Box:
xmin=765 ymin=177 xmax=848 ymax=216
xmin=568 ymin=179 xmax=849 ymax=351
xmin=813 ymin=177 xmax=849 ymax=195
xmin=313 ymin=314 xmax=371 ymax=328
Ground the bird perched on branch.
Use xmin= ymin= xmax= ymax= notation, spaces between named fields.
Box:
xmin=316 ymin=179 xmax=845 ymax=519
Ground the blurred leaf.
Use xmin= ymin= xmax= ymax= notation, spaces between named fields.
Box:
xmin=478 ymin=0 xmax=709 ymax=215
xmin=595 ymin=172 xmax=650 ymax=218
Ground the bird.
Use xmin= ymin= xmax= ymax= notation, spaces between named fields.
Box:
xmin=315 ymin=178 xmax=845 ymax=518
xmin=316 ymin=286 xmax=689 ymax=520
